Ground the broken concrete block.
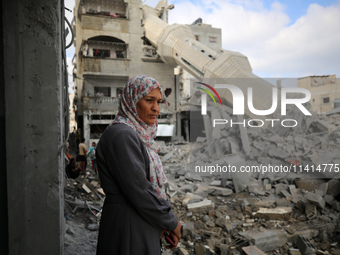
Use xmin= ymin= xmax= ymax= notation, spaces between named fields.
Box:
xmin=276 ymin=198 xmax=289 ymax=207
xmin=289 ymin=185 xmax=300 ymax=203
xmin=239 ymin=229 xmax=288 ymax=252
xmin=215 ymin=217 xmax=230 ymax=229
xmin=178 ymin=247 xmax=189 ymax=255
xmin=255 ymin=207 xmax=292 ymax=221
xmin=323 ymin=194 xmax=335 ymax=205
xmin=178 ymin=184 xmax=195 ymax=193
xmin=182 ymin=193 xmax=204 ymax=206
xmin=289 ymin=248 xmax=302 ymax=255
xmin=331 ymin=201 xmax=340 ymax=211
xmin=210 ymin=180 xmax=221 ymax=186
xmin=181 ymin=222 xmax=195 ymax=240
xmin=305 ymin=192 xmax=325 ymax=210
xmin=194 ymin=244 xmax=205 ymax=255
xmin=326 ymin=179 xmax=340 ymax=197
xmin=242 ymin=246 xmax=267 ymax=255
xmin=162 ymin=151 xmax=174 ymax=161
xmin=281 ymin=189 xmax=292 ymax=199
xmin=296 ymin=235 xmax=316 ymax=255
xmin=187 ymin=200 xmax=214 ymax=213
xmin=305 ymin=203 xmax=317 ymax=220
xmin=208 ymin=186 xmax=233 ymax=196
xmin=295 ymin=178 xmax=324 ymax=192
xmin=86 ymin=223 xmax=99 ymax=231
xmin=82 ymin=184 xmax=91 ymax=193
xmin=166 ymin=181 xmax=178 ymax=197
xmin=185 ymin=172 xmax=202 ymax=181
xmin=193 ymin=184 xmax=209 ymax=196
xmin=264 ymin=184 xmax=272 ymax=191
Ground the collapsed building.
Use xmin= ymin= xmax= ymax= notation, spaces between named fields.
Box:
xmin=72 ymin=0 xmax=222 ymax=146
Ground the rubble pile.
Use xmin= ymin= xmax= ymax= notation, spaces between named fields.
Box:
xmin=64 ymin=172 xmax=103 ymax=255
xmin=159 ymin=114 xmax=340 ymax=254
xmin=63 ymin=114 xmax=340 ymax=255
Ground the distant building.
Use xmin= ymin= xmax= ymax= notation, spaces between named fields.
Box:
xmin=69 ymin=93 xmax=77 ymax=131
xmin=297 ymin=75 xmax=340 ymax=114
xmin=178 ymin=19 xmax=222 ymax=98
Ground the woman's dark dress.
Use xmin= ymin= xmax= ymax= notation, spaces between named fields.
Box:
xmin=96 ymin=124 xmax=178 ymax=255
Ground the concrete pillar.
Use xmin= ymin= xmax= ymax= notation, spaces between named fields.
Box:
xmin=0 ymin=1 xmax=9 ymax=253
xmin=3 ymin=0 xmax=65 ymax=254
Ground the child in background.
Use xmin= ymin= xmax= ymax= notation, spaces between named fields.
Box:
xmin=88 ymin=142 xmax=97 ymax=175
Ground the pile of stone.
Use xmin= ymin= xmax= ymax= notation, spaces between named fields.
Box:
xmin=159 ymin=114 xmax=340 ymax=254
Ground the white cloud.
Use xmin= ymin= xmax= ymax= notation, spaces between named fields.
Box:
xmin=167 ymin=0 xmax=340 ymax=78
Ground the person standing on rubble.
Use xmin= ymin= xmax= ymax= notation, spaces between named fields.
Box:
xmin=78 ymin=138 xmax=87 ymax=175
xmin=88 ymin=141 xmax=98 ymax=175
xmin=96 ymin=75 xmax=181 ymax=255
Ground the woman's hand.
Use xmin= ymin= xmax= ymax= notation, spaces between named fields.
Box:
xmin=172 ymin=221 xmax=181 ymax=240
xmin=169 ymin=232 xmax=179 ymax=250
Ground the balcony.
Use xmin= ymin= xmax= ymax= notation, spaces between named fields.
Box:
xmin=82 ymin=58 xmax=130 ymax=74
xmin=83 ymin=96 xmax=120 ymax=111
xmin=78 ymin=0 xmax=128 ymax=20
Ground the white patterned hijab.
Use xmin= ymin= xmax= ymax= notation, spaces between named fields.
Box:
xmin=112 ymin=75 xmax=168 ymax=199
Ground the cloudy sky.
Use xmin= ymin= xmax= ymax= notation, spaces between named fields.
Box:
xmin=65 ymin=0 xmax=340 ymax=90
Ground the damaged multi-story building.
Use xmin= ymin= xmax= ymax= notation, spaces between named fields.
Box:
xmin=72 ymin=0 xmax=223 ymax=146
xmin=297 ymin=75 xmax=340 ymax=115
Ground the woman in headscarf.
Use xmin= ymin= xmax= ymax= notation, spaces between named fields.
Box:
xmin=96 ymin=75 xmax=181 ymax=255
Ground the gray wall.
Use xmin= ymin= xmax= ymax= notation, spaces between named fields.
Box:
xmin=2 ymin=0 xmax=65 ymax=254
xmin=0 ymin=0 xmax=9 ymax=253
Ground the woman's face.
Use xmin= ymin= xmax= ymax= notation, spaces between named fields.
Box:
xmin=136 ymin=88 xmax=162 ymax=126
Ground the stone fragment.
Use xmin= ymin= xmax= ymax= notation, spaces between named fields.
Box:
xmin=305 ymin=192 xmax=325 ymax=210
xmin=264 ymin=184 xmax=272 ymax=191
xmin=187 ymin=200 xmax=214 ymax=213
xmin=239 ymin=229 xmax=288 ymax=252
xmin=210 ymin=180 xmax=221 ymax=186
xmin=194 ymin=244 xmax=205 ymax=255
xmin=209 ymin=186 xmax=233 ymax=196
xmin=296 ymin=235 xmax=316 ymax=255
xmin=289 ymin=248 xmax=302 ymax=255
xmin=323 ymin=194 xmax=335 ymax=205
xmin=215 ymin=217 xmax=229 ymax=229
xmin=82 ymin=184 xmax=91 ymax=193
xmin=181 ymin=222 xmax=195 ymax=240
xmin=205 ymin=221 xmax=215 ymax=227
xmin=255 ymin=207 xmax=292 ymax=220
xmin=178 ymin=247 xmax=189 ymax=255
xmin=66 ymin=226 xmax=75 ymax=235
xmin=182 ymin=193 xmax=204 ymax=206
xmin=86 ymin=223 xmax=99 ymax=231
xmin=202 ymin=215 xmax=210 ymax=222
xmin=179 ymin=184 xmax=195 ymax=193
xmin=242 ymin=246 xmax=267 ymax=255
xmin=194 ymin=184 xmax=209 ymax=196
xmin=305 ymin=203 xmax=317 ymax=220
xmin=326 ymin=179 xmax=340 ymax=197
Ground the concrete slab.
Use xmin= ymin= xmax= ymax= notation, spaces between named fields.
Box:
xmin=305 ymin=192 xmax=325 ymax=210
xmin=239 ymin=229 xmax=288 ymax=252
xmin=242 ymin=246 xmax=267 ymax=255
xmin=255 ymin=207 xmax=292 ymax=220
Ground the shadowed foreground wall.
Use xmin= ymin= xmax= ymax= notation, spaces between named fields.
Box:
xmin=2 ymin=0 xmax=65 ymax=254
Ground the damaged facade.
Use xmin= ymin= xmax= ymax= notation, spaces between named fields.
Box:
xmin=72 ymin=0 xmax=224 ymax=146
xmin=73 ymin=0 xmax=177 ymax=146
xmin=297 ymin=75 xmax=340 ymax=115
